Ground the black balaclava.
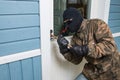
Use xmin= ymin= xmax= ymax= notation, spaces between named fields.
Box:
xmin=63 ymin=8 xmax=83 ymax=33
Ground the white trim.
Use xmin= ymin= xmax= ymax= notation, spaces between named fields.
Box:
xmin=104 ymin=0 xmax=110 ymax=23
xmin=89 ymin=0 xmax=98 ymax=19
xmin=89 ymin=0 xmax=110 ymax=23
xmin=39 ymin=0 xmax=52 ymax=80
xmin=113 ymin=32 xmax=120 ymax=38
xmin=0 ymin=49 xmax=41 ymax=65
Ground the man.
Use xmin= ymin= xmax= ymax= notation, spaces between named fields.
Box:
xmin=57 ymin=8 xmax=120 ymax=80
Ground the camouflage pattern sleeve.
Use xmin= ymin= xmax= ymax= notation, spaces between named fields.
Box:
xmin=88 ymin=20 xmax=117 ymax=59
xmin=63 ymin=53 xmax=83 ymax=65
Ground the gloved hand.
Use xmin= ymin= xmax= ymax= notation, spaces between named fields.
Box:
xmin=57 ymin=34 xmax=69 ymax=47
xmin=59 ymin=46 xmax=69 ymax=54
xmin=69 ymin=45 xmax=89 ymax=57
xmin=57 ymin=35 xmax=69 ymax=54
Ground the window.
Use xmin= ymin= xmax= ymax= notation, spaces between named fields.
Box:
xmin=53 ymin=0 xmax=90 ymax=36
xmin=67 ymin=0 xmax=88 ymax=18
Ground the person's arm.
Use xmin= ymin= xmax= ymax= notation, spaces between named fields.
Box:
xmin=88 ymin=20 xmax=117 ymax=59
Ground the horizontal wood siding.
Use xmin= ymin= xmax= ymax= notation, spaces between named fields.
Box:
xmin=0 ymin=15 xmax=39 ymax=29
xmin=0 ymin=38 xmax=40 ymax=56
xmin=0 ymin=1 xmax=39 ymax=15
xmin=0 ymin=1 xmax=40 ymax=56
xmin=0 ymin=1 xmax=42 ymax=80
xmin=0 ymin=56 xmax=42 ymax=80
xmin=108 ymin=0 xmax=120 ymax=51
xmin=0 ymin=27 xmax=40 ymax=43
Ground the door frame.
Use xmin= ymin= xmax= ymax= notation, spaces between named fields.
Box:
xmin=40 ymin=0 xmax=53 ymax=80
xmin=40 ymin=0 xmax=110 ymax=79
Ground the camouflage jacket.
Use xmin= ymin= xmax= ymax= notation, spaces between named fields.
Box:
xmin=63 ymin=19 xmax=120 ymax=80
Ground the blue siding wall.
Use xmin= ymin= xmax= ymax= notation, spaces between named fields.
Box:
xmin=0 ymin=56 xmax=42 ymax=80
xmin=0 ymin=0 xmax=42 ymax=80
xmin=108 ymin=0 xmax=120 ymax=51
xmin=0 ymin=1 xmax=40 ymax=56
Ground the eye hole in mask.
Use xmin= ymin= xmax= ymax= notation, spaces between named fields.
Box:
xmin=63 ymin=18 xmax=73 ymax=27
xmin=64 ymin=18 xmax=72 ymax=23
xmin=66 ymin=20 xmax=72 ymax=24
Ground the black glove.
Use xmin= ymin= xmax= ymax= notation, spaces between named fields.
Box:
xmin=57 ymin=34 xmax=69 ymax=47
xmin=57 ymin=35 xmax=69 ymax=54
xmin=59 ymin=46 xmax=69 ymax=54
xmin=69 ymin=45 xmax=89 ymax=57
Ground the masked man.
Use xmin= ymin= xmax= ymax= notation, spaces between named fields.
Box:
xmin=57 ymin=8 xmax=120 ymax=80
